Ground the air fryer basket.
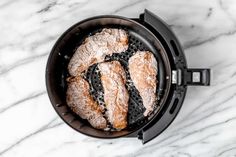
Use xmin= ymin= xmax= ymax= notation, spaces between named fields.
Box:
xmin=46 ymin=9 xmax=210 ymax=144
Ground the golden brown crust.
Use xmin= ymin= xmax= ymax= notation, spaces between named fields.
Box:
xmin=129 ymin=51 xmax=158 ymax=116
xmin=68 ymin=28 xmax=128 ymax=76
xmin=98 ymin=61 xmax=129 ymax=130
xmin=66 ymin=76 xmax=107 ymax=129
xmin=66 ymin=28 xmax=129 ymax=130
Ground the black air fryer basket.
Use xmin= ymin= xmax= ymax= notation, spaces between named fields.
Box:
xmin=46 ymin=9 xmax=210 ymax=144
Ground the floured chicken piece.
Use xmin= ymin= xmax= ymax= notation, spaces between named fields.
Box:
xmin=66 ymin=76 xmax=107 ymax=129
xmin=98 ymin=61 xmax=129 ymax=130
xmin=129 ymin=51 xmax=158 ymax=116
xmin=68 ymin=28 xmax=128 ymax=76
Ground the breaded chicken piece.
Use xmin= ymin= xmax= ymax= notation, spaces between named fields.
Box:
xmin=98 ymin=61 xmax=129 ymax=130
xmin=128 ymin=51 xmax=158 ymax=116
xmin=66 ymin=76 xmax=107 ymax=129
xmin=68 ymin=28 xmax=128 ymax=76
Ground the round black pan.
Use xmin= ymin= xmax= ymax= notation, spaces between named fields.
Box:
xmin=46 ymin=15 xmax=172 ymax=138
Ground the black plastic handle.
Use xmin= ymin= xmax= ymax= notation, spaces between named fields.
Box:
xmin=184 ymin=69 xmax=210 ymax=86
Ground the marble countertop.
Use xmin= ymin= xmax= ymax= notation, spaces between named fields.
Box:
xmin=1 ymin=0 xmax=236 ymax=156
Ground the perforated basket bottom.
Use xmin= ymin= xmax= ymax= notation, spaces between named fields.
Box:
xmin=83 ymin=33 xmax=160 ymax=130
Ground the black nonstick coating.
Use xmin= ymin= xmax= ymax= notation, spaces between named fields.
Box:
xmin=46 ymin=15 xmax=172 ymax=138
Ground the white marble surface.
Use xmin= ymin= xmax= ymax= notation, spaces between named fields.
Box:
xmin=1 ymin=0 xmax=236 ymax=156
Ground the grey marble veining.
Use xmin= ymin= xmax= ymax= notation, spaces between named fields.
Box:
xmin=1 ymin=0 xmax=236 ymax=156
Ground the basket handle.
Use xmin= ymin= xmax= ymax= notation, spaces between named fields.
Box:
xmin=184 ymin=68 xmax=210 ymax=86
